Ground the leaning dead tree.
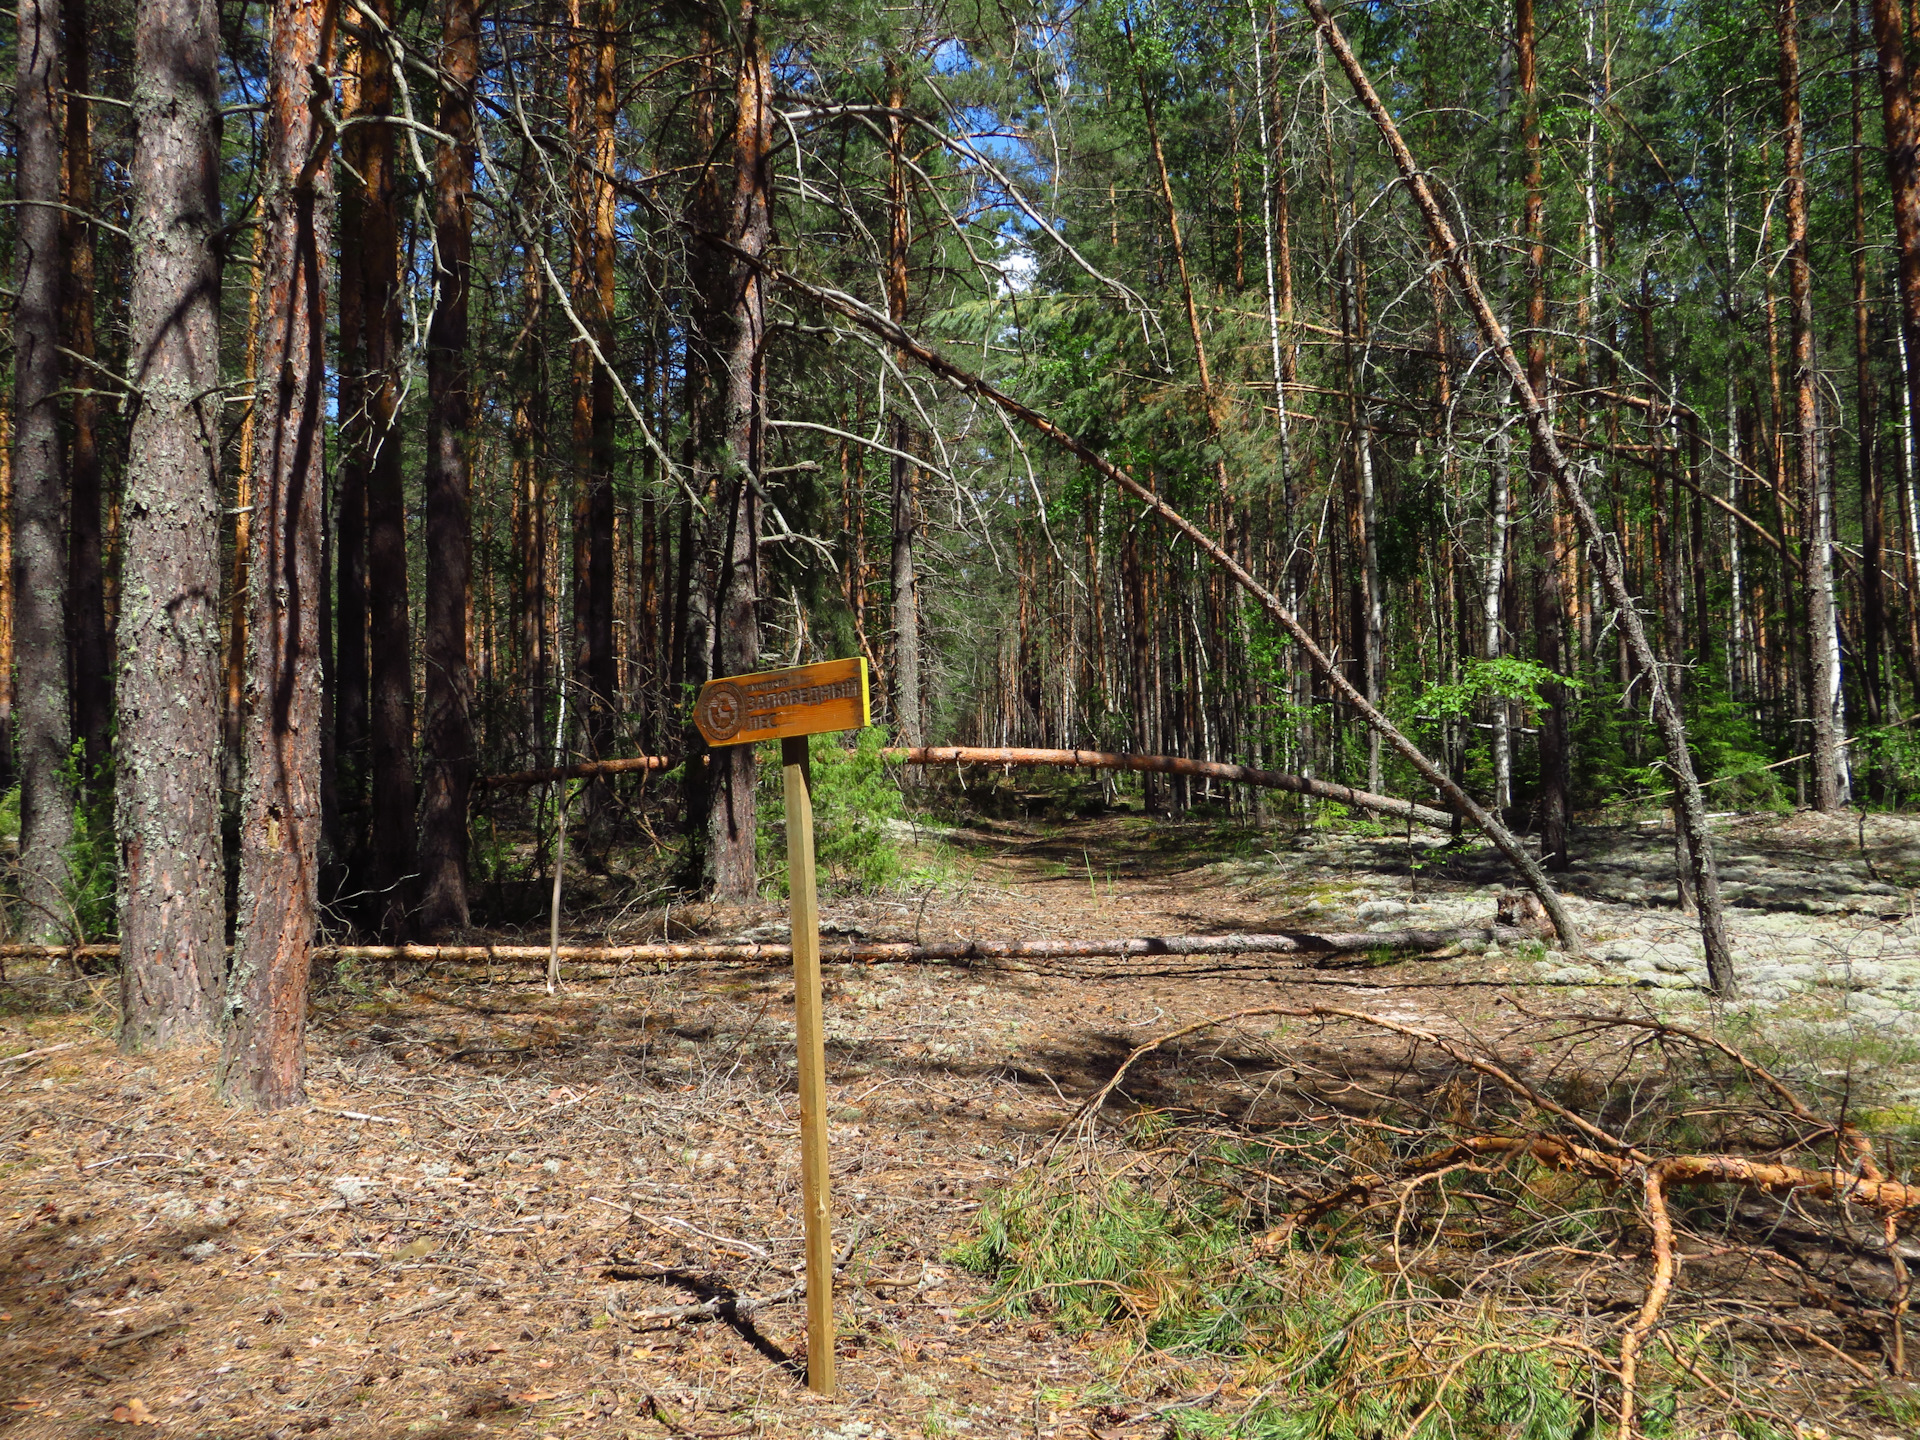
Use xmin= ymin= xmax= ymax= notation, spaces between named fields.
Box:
xmin=1301 ymin=0 xmax=1733 ymax=996
xmin=477 ymin=745 xmax=1454 ymax=828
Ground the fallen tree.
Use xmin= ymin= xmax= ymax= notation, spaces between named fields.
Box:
xmin=1300 ymin=0 xmax=1731 ymax=995
xmin=476 ymin=744 xmax=1458 ymax=830
xmin=890 ymin=745 xmax=1455 ymax=829
xmin=698 ymin=239 xmax=1583 ymax=952
xmin=0 ymin=927 xmax=1527 ymax=971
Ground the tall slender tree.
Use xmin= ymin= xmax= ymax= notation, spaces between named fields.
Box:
xmin=885 ymin=56 xmax=923 ymax=746
xmin=1779 ymin=0 xmax=1845 ymax=810
xmin=10 ymin=0 xmax=74 ymax=943
xmin=356 ymin=0 xmax=417 ymax=941
xmin=116 ymin=0 xmax=226 ymax=1049
xmin=703 ymin=0 xmax=773 ymax=898
xmin=63 ymin=0 xmax=111 ymax=789
xmin=418 ymin=0 xmax=480 ymax=934
xmin=1519 ymin=0 xmax=1570 ymax=869
xmin=219 ymin=0 xmax=337 ymax=1109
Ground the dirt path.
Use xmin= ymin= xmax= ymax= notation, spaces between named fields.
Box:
xmin=1 ymin=810 xmax=1914 ymax=1438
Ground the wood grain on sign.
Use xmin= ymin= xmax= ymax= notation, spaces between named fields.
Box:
xmin=694 ymin=658 xmax=870 ymax=747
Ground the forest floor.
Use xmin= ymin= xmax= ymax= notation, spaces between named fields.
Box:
xmin=3 ymin=801 xmax=1920 ymax=1438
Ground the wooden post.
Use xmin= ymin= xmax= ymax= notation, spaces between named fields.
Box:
xmin=782 ymin=734 xmax=835 ymax=1394
xmin=694 ymin=658 xmax=865 ymax=1393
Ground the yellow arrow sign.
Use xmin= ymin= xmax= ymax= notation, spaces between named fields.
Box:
xmin=694 ymin=657 xmax=870 ymax=748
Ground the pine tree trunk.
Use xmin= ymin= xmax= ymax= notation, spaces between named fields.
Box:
xmin=0 ymin=396 xmax=13 ymax=794
xmin=513 ymin=243 xmax=549 ymax=758
xmin=116 ymin=0 xmax=225 ymax=1049
xmin=886 ymin=60 xmax=923 ymax=747
xmin=333 ymin=18 xmax=375 ymax=869
xmin=418 ymin=0 xmax=479 ymax=935
xmin=1854 ymin=31 xmax=1887 ymax=737
xmin=10 ymin=0 xmax=74 ymax=944
xmin=224 ymin=255 xmax=261 ymax=800
xmin=351 ymin=0 xmax=414 ymax=941
xmin=1304 ymin=0 xmax=1731 ymax=985
xmin=1781 ymin=0 xmax=1846 ymax=810
xmin=219 ymin=0 xmax=337 ymax=1109
xmin=1520 ymin=0 xmax=1570 ymax=868
xmin=703 ymin=3 xmax=772 ymax=898
xmin=1871 ymin=0 xmax=1920 ymax=710
xmin=62 ymin=0 xmax=110 ymax=791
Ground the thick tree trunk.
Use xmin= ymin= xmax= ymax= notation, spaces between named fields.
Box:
xmin=702 ymin=4 xmax=772 ymax=899
xmin=1520 ymin=0 xmax=1570 ymax=869
xmin=219 ymin=0 xmax=336 ymax=1110
xmin=418 ymin=0 xmax=479 ymax=935
xmin=1781 ymin=0 xmax=1846 ymax=810
xmin=62 ymin=0 xmax=110 ymax=790
xmin=885 ymin=60 xmax=923 ymax=746
xmin=116 ymin=0 xmax=225 ymax=1049
xmin=10 ymin=0 xmax=75 ymax=944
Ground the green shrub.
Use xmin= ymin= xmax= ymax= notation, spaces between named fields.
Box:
xmin=758 ymin=728 xmax=912 ymax=895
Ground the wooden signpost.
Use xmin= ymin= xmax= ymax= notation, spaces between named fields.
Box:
xmin=694 ymin=655 xmax=870 ymax=1395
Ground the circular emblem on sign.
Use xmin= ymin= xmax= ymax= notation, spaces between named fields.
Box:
xmin=698 ymin=681 xmax=747 ymax=743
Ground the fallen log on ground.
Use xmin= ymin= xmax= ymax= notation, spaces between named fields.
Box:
xmin=0 ymin=927 xmax=1527 ymax=969
xmin=887 ymin=746 xmax=1455 ymax=829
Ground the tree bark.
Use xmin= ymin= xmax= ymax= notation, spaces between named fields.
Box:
xmin=361 ymin=0 xmax=414 ymax=943
xmin=1780 ymin=0 xmax=1846 ymax=810
xmin=1520 ymin=0 xmax=1570 ymax=868
xmin=512 ymin=241 xmax=549 ymax=758
xmin=219 ymin=0 xmax=336 ymax=1110
xmin=62 ymin=0 xmax=111 ymax=790
xmin=418 ymin=0 xmax=479 ymax=935
xmin=702 ymin=2 xmax=772 ymax=899
xmin=885 ymin=58 xmax=923 ymax=746
xmin=116 ymin=0 xmax=226 ymax=1049
xmin=1853 ymin=25 xmax=1887 ymax=741
xmin=0 ymin=395 xmax=13 ymax=795
xmin=566 ymin=0 xmax=618 ymax=805
xmin=10 ymin=0 xmax=75 ymax=943
xmin=1302 ymin=0 xmax=1735 ymax=994
xmin=1873 ymin=0 xmax=1920 ymax=622
xmin=333 ymin=14 xmax=376 ymax=866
